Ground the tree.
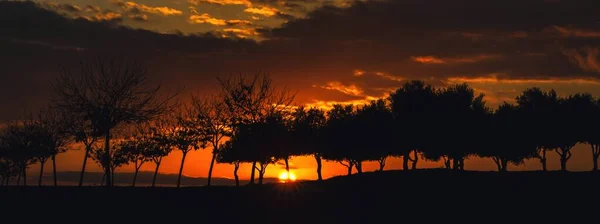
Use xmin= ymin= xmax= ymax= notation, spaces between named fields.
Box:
xmin=516 ymin=88 xmax=560 ymax=171
xmin=52 ymin=57 xmax=177 ymax=187
xmin=388 ymin=80 xmax=437 ymax=170
xmin=553 ymin=93 xmax=593 ymax=171
xmin=0 ymin=120 xmax=38 ymax=186
xmin=218 ymin=73 xmax=294 ymax=184
xmin=322 ymin=104 xmax=358 ymax=175
xmin=187 ymin=94 xmax=232 ymax=186
xmin=33 ymin=108 xmax=71 ymax=186
xmin=90 ymin=139 xmax=131 ymax=186
xmin=585 ymin=99 xmax=600 ymax=171
xmin=479 ymin=103 xmax=538 ymax=171
xmin=119 ymin=135 xmax=153 ymax=187
xmin=354 ymin=99 xmax=395 ymax=172
xmin=292 ymin=107 xmax=327 ymax=180
xmin=216 ymin=141 xmax=242 ymax=187
xmin=61 ymin=109 xmax=101 ymax=187
xmin=165 ymin=113 xmax=208 ymax=188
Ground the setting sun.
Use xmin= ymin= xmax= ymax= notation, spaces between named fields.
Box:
xmin=279 ymin=171 xmax=297 ymax=182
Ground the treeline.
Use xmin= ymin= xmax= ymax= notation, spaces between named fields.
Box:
xmin=1 ymin=58 xmax=599 ymax=187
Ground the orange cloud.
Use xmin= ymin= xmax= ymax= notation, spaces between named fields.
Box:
xmin=227 ymin=19 xmax=252 ymax=26
xmin=244 ymin=7 xmax=279 ymax=17
xmin=375 ymin=72 xmax=403 ymax=82
xmin=353 ymin=69 xmax=365 ymax=76
xmin=90 ymin=11 xmax=122 ymax=21
xmin=222 ymin=28 xmax=258 ymax=37
xmin=189 ymin=13 xmax=227 ymax=26
xmin=411 ymin=56 xmax=445 ymax=64
xmin=412 ymin=54 xmax=500 ymax=64
xmin=562 ymin=47 xmax=600 ymax=73
xmin=115 ymin=1 xmax=182 ymax=16
xmin=553 ymin=26 xmax=600 ymax=38
xmin=189 ymin=0 xmax=252 ymax=7
xmin=446 ymin=75 xmax=600 ymax=85
xmin=317 ymin=82 xmax=364 ymax=96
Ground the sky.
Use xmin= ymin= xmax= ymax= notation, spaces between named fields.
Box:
xmin=2 ymin=0 xmax=600 ymax=181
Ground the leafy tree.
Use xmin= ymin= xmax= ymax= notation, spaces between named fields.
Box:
xmin=388 ymin=80 xmax=437 ymax=170
xmin=0 ymin=120 xmax=38 ymax=186
xmin=479 ymin=103 xmax=538 ymax=171
xmin=218 ymin=73 xmax=294 ymax=184
xmin=52 ymin=57 xmax=177 ymax=186
xmin=355 ymin=99 xmax=395 ymax=171
xmin=585 ymin=99 xmax=600 ymax=171
xmin=142 ymin=121 xmax=174 ymax=187
xmin=322 ymin=104 xmax=358 ymax=175
xmin=33 ymin=108 xmax=71 ymax=186
xmin=217 ymin=140 xmax=243 ymax=186
xmin=292 ymin=106 xmax=327 ymax=180
xmin=553 ymin=93 xmax=594 ymax=171
xmin=187 ymin=94 xmax=232 ymax=186
xmin=516 ymin=88 xmax=560 ymax=171
xmin=61 ymin=109 xmax=101 ymax=187
xmin=119 ymin=136 xmax=153 ymax=187
xmin=165 ymin=113 xmax=209 ymax=188
xmin=90 ymin=139 xmax=131 ymax=186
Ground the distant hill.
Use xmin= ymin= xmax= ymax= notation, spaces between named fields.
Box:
xmin=9 ymin=171 xmax=280 ymax=187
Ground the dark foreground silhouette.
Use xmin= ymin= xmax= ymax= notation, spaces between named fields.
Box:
xmin=1 ymin=170 xmax=599 ymax=222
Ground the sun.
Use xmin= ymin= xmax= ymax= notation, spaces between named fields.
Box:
xmin=278 ymin=171 xmax=297 ymax=183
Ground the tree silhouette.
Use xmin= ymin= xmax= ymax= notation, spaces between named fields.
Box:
xmin=90 ymin=139 xmax=130 ymax=186
xmin=322 ymin=104 xmax=358 ymax=175
xmin=142 ymin=120 xmax=174 ymax=187
xmin=119 ymin=132 xmax=154 ymax=187
xmin=355 ymin=99 xmax=395 ymax=172
xmin=52 ymin=57 xmax=177 ymax=186
xmin=585 ymin=99 xmax=600 ymax=171
xmin=61 ymin=109 xmax=101 ymax=187
xmin=553 ymin=93 xmax=593 ymax=171
xmin=479 ymin=103 xmax=537 ymax=171
xmin=187 ymin=94 xmax=232 ymax=186
xmin=388 ymin=80 xmax=437 ymax=170
xmin=217 ymin=140 xmax=243 ymax=186
xmin=218 ymin=73 xmax=294 ymax=184
xmin=516 ymin=88 xmax=560 ymax=171
xmin=0 ymin=120 xmax=38 ymax=186
xmin=292 ymin=106 xmax=327 ymax=180
xmin=165 ymin=113 xmax=208 ymax=188
xmin=34 ymin=108 xmax=71 ymax=186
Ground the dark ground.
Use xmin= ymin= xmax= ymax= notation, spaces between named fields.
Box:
xmin=1 ymin=169 xmax=599 ymax=223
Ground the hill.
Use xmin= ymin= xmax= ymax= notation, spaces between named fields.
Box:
xmin=1 ymin=169 xmax=599 ymax=222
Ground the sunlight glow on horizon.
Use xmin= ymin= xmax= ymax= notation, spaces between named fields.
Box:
xmin=278 ymin=170 xmax=297 ymax=183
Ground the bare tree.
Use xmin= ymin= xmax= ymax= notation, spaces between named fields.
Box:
xmin=187 ymin=94 xmax=231 ymax=186
xmin=52 ymin=57 xmax=178 ymax=187
xmin=218 ymin=73 xmax=295 ymax=184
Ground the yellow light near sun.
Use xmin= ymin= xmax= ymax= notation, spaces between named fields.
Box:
xmin=278 ymin=171 xmax=297 ymax=182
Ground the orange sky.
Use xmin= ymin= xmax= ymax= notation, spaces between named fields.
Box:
xmin=32 ymin=142 xmax=597 ymax=181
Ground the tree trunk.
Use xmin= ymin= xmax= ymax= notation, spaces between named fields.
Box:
xmin=444 ymin=157 xmax=452 ymax=169
xmin=104 ymin=131 xmax=112 ymax=187
xmin=402 ymin=152 xmax=410 ymax=170
xmin=38 ymin=160 xmax=46 ymax=186
xmin=249 ymin=161 xmax=257 ymax=184
xmin=207 ymin=149 xmax=217 ymax=186
xmin=378 ymin=157 xmax=386 ymax=171
xmin=52 ymin=154 xmax=57 ymax=186
xmin=133 ymin=166 xmax=140 ymax=187
xmin=177 ymin=152 xmax=188 ymax=188
xmin=355 ymin=161 xmax=362 ymax=174
xmin=233 ymin=162 xmax=240 ymax=187
xmin=258 ymin=163 xmax=268 ymax=185
xmin=284 ymin=157 xmax=290 ymax=174
xmin=493 ymin=158 xmax=501 ymax=171
xmin=22 ymin=163 xmax=27 ymax=186
xmin=591 ymin=145 xmax=599 ymax=172
xmin=347 ymin=162 xmax=353 ymax=176
xmin=111 ymin=168 xmax=116 ymax=185
xmin=411 ymin=150 xmax=418 ymax=170
xmin=152 ymin=158 xmax=162 ymax=188
xmin=315 ymin=153 xmax=323 ymax=181
xmin=459 ymin=158 xmax=465 ymax=170
xmin=556 ymin=147 xmax=572 ymax=172
xmin=501 ymin=158 xmax=508 ymax=172
xmin=101 ymin=172 xmax=106 ymax=186
xmin=452 ymin=158 xmax=460 ymax=170
xmin=79 ymin=145 xmax=91 ymax=187
xmin=539 ymin=148 xmax=547 ymax=172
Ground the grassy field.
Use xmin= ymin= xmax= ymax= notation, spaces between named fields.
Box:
xmin=1 ymin=169 xmax=599 ymax=223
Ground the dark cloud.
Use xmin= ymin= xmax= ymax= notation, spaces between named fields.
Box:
xmin=2 ymin=0 xmax=600 ymax=121
xmin=129 ymin=14 xmax=149 ymax=22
